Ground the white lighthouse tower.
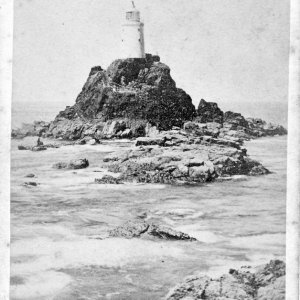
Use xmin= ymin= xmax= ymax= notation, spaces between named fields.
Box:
xmin=121 ymin=1 xmax=145 ymax=58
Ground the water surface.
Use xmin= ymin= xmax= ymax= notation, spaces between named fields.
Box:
xmin=10 ymin=136 xmax=286 ymax=299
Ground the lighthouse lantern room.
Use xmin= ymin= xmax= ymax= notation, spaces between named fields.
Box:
xmin=121 ymin=1 xmax=145 ymax=58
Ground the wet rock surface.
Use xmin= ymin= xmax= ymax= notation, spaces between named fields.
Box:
xmin=165 ymin=260 xmax=285 ymax=300
xmin=53 ymin=158 xmax=89 ymax=170
xmin=109 ymin=220 xmax=196 ymax=241
xmin=94 ymin=175 xmax=122 ymax=184
xmin=102 ymin=128 xmax=269 ymax=184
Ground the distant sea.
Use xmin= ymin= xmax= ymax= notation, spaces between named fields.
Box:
xmin=12 ymin=100 xmax=288 ymax=129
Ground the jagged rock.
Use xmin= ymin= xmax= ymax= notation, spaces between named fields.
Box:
xmin=48 ymin=118 xmax=87 ymax=140
xmin=196 ymin=99 xmax=224 ymax=123
xmin=109 ymin=220 xmax=196 ymax=241
xmin=165 ymin=260 xmax=285 ymax=300
xmin=224 ymin=111 xmax=249 ymax=128
xmin=94 ymin=175 xmax=122 ymax=184
xmin=43 ymin=54 xmax=196 ymax=140
xmin=146 ymin=224 xmax=196 ymax=241
xmin=52 ymin=158 xmax=89 ymax=170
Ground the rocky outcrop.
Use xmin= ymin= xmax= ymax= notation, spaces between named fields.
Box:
xmin=102 ymin=128 xmax=269 ymax=185
xmin=42 ymin=54 xmax=196 ymax=140
xmin=109 ymin=220 xmax=196 ymax=241
xmin=246 ymin=118 xmax=287 ymax=137
xmin=224 ymin=111 xmax=249 ymax=128
xmin=165 ymin=260 xmax=285 ymax=300
xmin=11 ymin=59 xmax=286 ymax=143
xmin=196 ymin=99 xmax=224 ymax=123
xmin=52 ymin=158 xmax=89 ymax=170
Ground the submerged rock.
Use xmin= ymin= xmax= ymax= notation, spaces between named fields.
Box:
xmin=165 ymin=260 xmax=285 ymax=300
xmin=109 ymin=220 xmax=196 ymax=241
xmin=52 ymin=158 xmax=89 ymax=170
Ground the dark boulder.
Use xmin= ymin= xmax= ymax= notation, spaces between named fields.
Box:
xmin=195 ymin=99 xmax=224 ymax=123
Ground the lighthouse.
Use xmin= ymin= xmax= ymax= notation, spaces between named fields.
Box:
xmin=121 ymin=1 xmax=145 ymax=58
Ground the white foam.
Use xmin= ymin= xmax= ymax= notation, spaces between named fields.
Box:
xmin=11 ymin=236 xmax=184 ymax=299
xmin=11 ymin=271 xmax=72 ymax=299
xmin=11 ymin=237 xmax=184 ymax=275
xmin=175 ymin=225 xmax=225 ymax=243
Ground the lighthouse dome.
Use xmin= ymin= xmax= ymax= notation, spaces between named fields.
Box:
xmin=125 ymin=1 xmax=140 ymax=22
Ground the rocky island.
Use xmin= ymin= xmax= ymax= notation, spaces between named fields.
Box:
xmin=12 ymin=54 xmax=287 ymax=185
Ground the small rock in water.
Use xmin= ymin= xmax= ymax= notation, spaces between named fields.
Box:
xmin=52 ymin=159 xmax=89 ymax=170
xmin=68 ymin=158 xmax=89 ymax=169
xmin=18 ymin=145 xmax=30 ymax=150
xmin=22 ymin=182 xmax=39 ymax=187
xmin=94 ymin=175 xmax=122 ymax=184
xmin=109 ymin=220 xmax=149 ymax=238
xmin=25 ymin=173 xmax=35 ymax=178
xmin=137 ymin=212 xmax=147 ymax=219
xmin=109 ymin=220 xmax=196 ymax=241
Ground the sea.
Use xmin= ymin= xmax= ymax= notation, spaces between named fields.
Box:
xmin=10 ymin=102 xmax=287 ymax=300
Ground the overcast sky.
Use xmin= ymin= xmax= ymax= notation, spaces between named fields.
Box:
xmin=13 ymin=0 xmax=290 ymax=121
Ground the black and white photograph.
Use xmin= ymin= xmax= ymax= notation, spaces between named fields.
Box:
xmin=0 ymin=0 xmax=299 ymax=299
